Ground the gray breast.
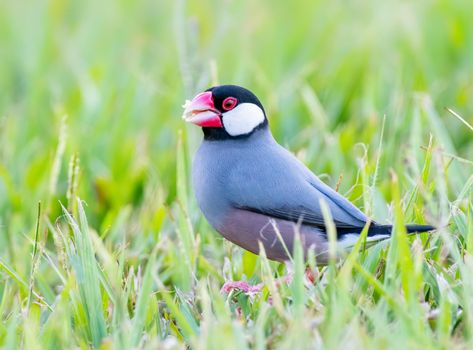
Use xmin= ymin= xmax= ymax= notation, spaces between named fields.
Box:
xmin=191 ymin=128 xmax=274 ymax=230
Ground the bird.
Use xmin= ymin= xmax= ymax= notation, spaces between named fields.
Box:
xmin=182 ymin=84 xmax=434 ymax=267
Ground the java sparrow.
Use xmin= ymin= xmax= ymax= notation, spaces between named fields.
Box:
xmin=182 ymin=85 xmax=434 ymax=264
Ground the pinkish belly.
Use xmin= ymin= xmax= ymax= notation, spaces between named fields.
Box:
xmin=218 ymin=208 xmax=328 ymax=263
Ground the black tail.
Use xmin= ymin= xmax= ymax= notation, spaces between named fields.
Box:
xmin=405 ymin=224 xmax=436 ymax=233
xmin=367 ymin=223 xmax=435 ymax=236
xmin=337 ymin=223 xmax=435 ymax=237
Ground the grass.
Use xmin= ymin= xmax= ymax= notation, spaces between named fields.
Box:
xmin=1 ymin=0 xmax=473 ymax=348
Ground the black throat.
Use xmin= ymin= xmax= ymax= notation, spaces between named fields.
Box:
xmin=202 ymin=119 xmax=269 ymax=141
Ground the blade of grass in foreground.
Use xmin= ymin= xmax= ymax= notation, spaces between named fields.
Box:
xmin=155 ymin=277 xmax=198 ymax=341
xmin=130 ymin=248 xmax=157 ymax=347
xmin=290 ymin=231 xmax=305 ymax=318
xmin=174 ymin=130 xmax=196 ymax=290
xmin=63 ymin=200 xmax=107 ymax=348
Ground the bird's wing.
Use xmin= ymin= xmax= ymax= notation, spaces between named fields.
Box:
xmin=226 ymin=144 xmax=369 ymax=231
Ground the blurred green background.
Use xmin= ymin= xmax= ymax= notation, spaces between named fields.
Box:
xmin=1 ymin=0 xmax=472 ymax=227
xmin=0 ymin=0 xmax=472 ymax=348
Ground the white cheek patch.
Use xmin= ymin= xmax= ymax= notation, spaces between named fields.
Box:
xmin=222 ymin=103 xmax=265 ymax=136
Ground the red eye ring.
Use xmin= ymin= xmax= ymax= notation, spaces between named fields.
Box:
xmin=222 ymin=97 xmax=238 ymax=111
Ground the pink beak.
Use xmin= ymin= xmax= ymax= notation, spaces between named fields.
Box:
xmin=182 ymin=91 xmax=223 ymax=128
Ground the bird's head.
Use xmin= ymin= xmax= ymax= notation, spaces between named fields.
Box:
xmin=182 ymin=85 xmax=267 ymax=140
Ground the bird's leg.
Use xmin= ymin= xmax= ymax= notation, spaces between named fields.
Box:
xmin=279 ymin=262 xmax=318 ymax=286
xmin=304 ymin=266 xmax=318 ymax=284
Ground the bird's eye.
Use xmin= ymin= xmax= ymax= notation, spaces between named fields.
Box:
xmin=222 ymin=97 xmax=238 ymax=111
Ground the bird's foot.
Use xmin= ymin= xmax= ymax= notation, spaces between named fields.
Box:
xmin=220 ymin=280 xmax=264 ymax=296
xmin=220 ymin=268 xmax=317 ymax=296
xmin=220 ymin=274 xmax=295 ymax=296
